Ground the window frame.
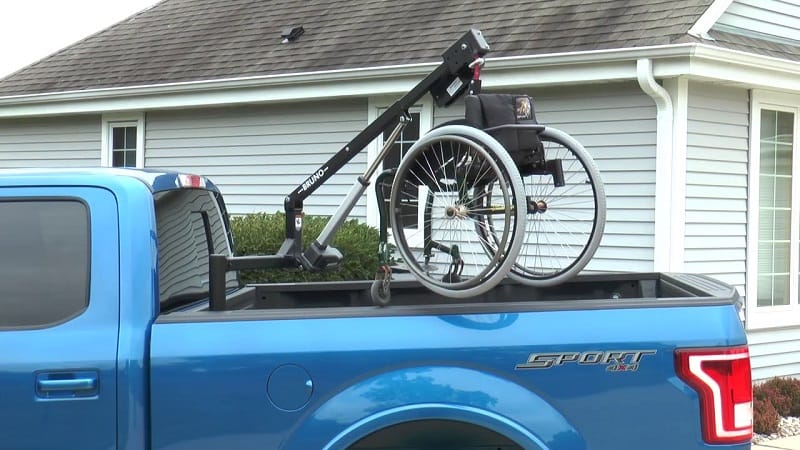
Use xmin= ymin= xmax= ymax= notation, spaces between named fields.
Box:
xmin=101 ymin=113 xmax=145 ymax=168
xmin=365 ymin=97 xmax=433 ymax=247
xmin=746 ymin=89 xmax=800 ymax=329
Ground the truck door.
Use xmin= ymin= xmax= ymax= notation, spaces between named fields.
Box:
xmin=0 ymin=187 xmax=119 ymax=450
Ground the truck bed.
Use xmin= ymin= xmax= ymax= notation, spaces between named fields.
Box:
xmin=165 ymin=272 xmax=741 ymax=318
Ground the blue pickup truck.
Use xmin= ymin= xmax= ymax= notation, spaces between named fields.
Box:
xmin=0 ymin=168 xmax=753 ymax=450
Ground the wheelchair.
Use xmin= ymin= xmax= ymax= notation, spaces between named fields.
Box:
xmin=383 ymin=93 xmax=606 ymax=300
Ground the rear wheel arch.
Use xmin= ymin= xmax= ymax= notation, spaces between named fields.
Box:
xmin=323 ymin=404 xmax=540 ymax=450
xmin=281 ymin=366 xmax=585 ymax=450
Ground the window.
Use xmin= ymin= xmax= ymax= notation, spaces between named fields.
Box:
xmin=102 ymin=114 xmax=144 ymax=168
xmin=154 ymin=189 xmax=238 ymax=308
xmin=756 ymin=109 xmax=793 ymax=307
xmin=381 ymin=112 xmax=422 ymax=230
xmin=366 ymin=99 xmax=433 ymax=246
xmin=0 ymin=200 xmax=89 ymax=328
xmin=747 ymin=91 xmax=800 ymax=329
xmin=112 ymin=124 xmax=138 ymax=167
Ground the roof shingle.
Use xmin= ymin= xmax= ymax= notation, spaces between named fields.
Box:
xmin=0 ymin=0 xmax=763 ymax=96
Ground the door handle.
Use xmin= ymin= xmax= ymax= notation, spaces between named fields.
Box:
xmin=36 ymin=371 xmax=99 ymax=398
xmin=38 ymin=378 xmax=96 ymax=392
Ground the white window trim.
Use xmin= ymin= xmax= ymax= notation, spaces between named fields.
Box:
xmin=101 ymin=113 xmax=145 ymax=168
xmin=365 ymin=97 xmax=433 ymax=237
xmin=746 ymin=89 xmax=800 ymax=330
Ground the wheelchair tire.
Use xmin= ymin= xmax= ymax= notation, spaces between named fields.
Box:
xmin=482 ymin=126 xmax=606 ymax=286
xmin=388 ymin=125 xmax=527 ymax=298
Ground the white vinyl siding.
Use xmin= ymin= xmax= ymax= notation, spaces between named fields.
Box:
xmin=748 ymin=326 xmax=800 ymax=380
xmin=684 ymin=82 xmax=749 ymax=294
xmin=0 ymin=115 xmax=101 ymax=167
xmin=435 ymin=82 xmax=657 ymax=273
xmin=714 ymin=0 xmax=800 ymax=44
xmin=145 ymin=100 xmax=368 ymax=218
xmin=432 ymin=99 xmax=466 ymax=125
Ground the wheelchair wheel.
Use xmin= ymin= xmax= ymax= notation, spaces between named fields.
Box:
xmin=389 ymin=125 xmax=527 ymax=298
xmin=483 ymin=126 xmax=606 ymax=286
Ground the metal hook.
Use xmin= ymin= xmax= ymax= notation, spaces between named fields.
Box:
xmin=468 ymin=57 xmax=485 ymax=69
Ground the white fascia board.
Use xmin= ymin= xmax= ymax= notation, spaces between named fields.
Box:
xmin=483 ymin=59 xmax=638 ymax=88
xmin=688 ymin=44 xmax=800 ymax=92
xmin=0 ymin=71 xmax=433 ymax=118
xmin=689 ymin=0 xmax=735 ymax=38
xmin=0 ymin=44 xmax=696 ymax=118
xmin=2 ymin=42 xmax=800 ymax=118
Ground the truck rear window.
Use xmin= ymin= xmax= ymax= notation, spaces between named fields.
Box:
xmin=154 ymin=189 xmax=238 ymax=308
xmin=0 ymin=200 xmax=89 ymax=328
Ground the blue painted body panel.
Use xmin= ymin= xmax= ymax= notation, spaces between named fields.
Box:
xmin=0 ymin=168 xmax=751 ymax=450
xmin=0 ymin=185 xmax=121 ymax=450
xmin=0 ymin=170 xmax=167 ymax=450
xmin=149 ymin=305 xmax=748 ymax=450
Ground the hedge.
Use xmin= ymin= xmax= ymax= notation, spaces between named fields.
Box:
xmin=229 ymin=212 xmax=382 ymax=283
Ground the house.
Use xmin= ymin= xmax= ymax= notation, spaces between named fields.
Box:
xmin=0 ymin=0 xmax=798 ymax=380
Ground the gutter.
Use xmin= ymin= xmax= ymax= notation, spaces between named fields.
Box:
xmin=1 ymin=44 xmax=698 ymax=102
xmin=636 ymin=59 xmax=676 ymax=273
xmin=0 ymin=44 xmax=697 ymax=118
xmin=2 ymin=41 xmax=800 ymax=118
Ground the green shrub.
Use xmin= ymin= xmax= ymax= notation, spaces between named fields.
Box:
xmin=230 ymin=212 xmax=381 ymax=283
xmin=754 ymin=397 xmax=781 ymax=435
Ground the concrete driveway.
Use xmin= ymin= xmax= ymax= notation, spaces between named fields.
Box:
xmin=753 ymin=435 xmax=800 ymax=449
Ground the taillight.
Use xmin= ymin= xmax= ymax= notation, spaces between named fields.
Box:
xmin=178 ymin=174 xmax=206 ymax=189
xmin=675 ymin=346 xmax=752 ymax=445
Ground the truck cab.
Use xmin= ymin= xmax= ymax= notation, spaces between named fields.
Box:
xmin=0 ymin=169 xmax=234 ymax=450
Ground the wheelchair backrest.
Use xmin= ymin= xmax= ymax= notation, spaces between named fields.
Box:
xmin=464 ymin=94 xmax=543 ymax=161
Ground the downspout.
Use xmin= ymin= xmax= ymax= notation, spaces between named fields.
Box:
xmin=637 ymin=59 xmax=674 ymax=272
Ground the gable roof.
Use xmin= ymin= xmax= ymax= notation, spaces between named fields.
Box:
xmin=702 ymin=29 xmax=800 ymax=62
xmin=0 ymin=0 xmax=720 ymax=97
